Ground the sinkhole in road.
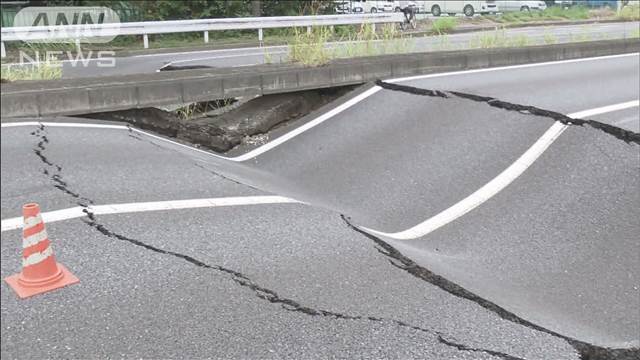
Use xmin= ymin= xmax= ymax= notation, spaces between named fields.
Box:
xmin=75 ymin=84 xmax=358 ymax=153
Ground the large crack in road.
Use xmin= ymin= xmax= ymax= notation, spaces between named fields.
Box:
xmin=26 ymin=123 xmax=527 ymax=360
xmin=340 ymin=216 xmax=639 ymax=360
xmin=375 ymin=80 xmax=640 ymax=145
xmin=27 ymin=76 xmax=640 ymax=358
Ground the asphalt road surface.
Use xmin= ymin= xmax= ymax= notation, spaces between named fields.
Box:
xmin=1 ymin=53 xmax=639 ymax=359
xmin=6 ymin=21 xmax=635 ymax=79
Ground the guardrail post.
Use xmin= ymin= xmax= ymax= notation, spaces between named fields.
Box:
xmin=204 ymin=31 xmax=209 ymax=43
xmin=1 ymin=42 xmax=6 ymax=58
xmin=258 ymin=28 xmax=263 ymax=46
xmin=143 ymin=34 xmax=149 ymax=49
xmin=372 ymin=23 xmax=376 ymax=32
xmin=307 ymin=26 xmax=312 ymax=34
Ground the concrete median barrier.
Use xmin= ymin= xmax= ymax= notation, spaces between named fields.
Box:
xmin=2 ymin=39 xmax=638 ymax=118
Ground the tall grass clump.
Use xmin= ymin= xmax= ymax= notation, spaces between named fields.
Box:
xmin=1 ymin=61 xmax=62 ymax=81
xmin=469 ymin=28 xmax=508 ymax=48
xmin=431 ymin=17 xmax=458 ymax=35
xmin=334 ymin=23 xmax=413 ymax=59
xmin=289 ymin=26 xmax=333 ymax=66
xmin=618 ymin=4 xmax=640 ymax=21
xmin=544 ymin=5 xmax=589 ymax=20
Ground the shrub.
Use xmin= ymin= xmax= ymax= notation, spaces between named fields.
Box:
xmin=618 ymin=4 xmax=640 ymax=21
xmin=431 ymin=17 xmax=458 ymax=35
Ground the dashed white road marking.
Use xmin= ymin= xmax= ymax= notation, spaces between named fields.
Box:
xmin=1 ymin=196 xmax=298 ymax=232
xmin=360 ymin=100 xmax=640 ymax=240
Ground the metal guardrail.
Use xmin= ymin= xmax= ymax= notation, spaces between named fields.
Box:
xmin=0 ymin=13 xmax=404 ymax=57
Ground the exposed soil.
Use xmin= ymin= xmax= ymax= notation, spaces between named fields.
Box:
xmin=77 ymin=85 xmax=357 ymax=153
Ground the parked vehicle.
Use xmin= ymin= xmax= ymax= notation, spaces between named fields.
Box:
xmin=495 ymin=1 xmax=547 ymax=11
xmin=350 ymin=0 xmax=395 ymax=13
xmin=395 ymin=1 xmax=428 ymax=12
xmin=335 ymin=1 xmax=352 ymax=13
xmin=581 ymin=0 xmax=619 ymax=8
xmin=553 ymin=0 xmax=622 ymax=8
xmin=429 ymin=1 xmax=499 ymax=16
xmin=554 ymin=0 xmax=573 ymax=8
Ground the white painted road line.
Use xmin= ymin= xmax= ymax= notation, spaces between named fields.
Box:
xmin=3 ymin=53 xmax=637 ymax=162
xmin=230 ymin=85 xmax=382 ymax=161
xmin=0 ymin=86 xmax=383 ymax=162
xmin=161 ymin=50 xmax=288 ymax=68
xmin=387 ymin=53 xmax=639 ymax=83
xmin=360 ymin=100 xmax=640 ymax=240
xmin=1 ymin=196 xmax=298 ymax=232
xmin=0 ymin=122 xmax=128 ymax=130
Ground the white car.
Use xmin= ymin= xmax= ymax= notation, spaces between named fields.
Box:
xmin=350 ymin=0 xmax=395 ymax=13
xmin=429 ymin=1 xmax=499 ymax=16
xmin=395 ymin=1 xmax=428 ymax=12
xmin=335 ymin=1 xmax=352 ymax=13
xmin=495 ymin=1 xmax=547 ymax=11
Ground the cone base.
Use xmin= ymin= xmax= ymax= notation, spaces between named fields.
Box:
xmin=4 ymin=263 xmax=79 ymax=299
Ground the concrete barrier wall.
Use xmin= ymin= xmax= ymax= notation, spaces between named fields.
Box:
xmin=2 ymin=39 xmax=639 ymax=118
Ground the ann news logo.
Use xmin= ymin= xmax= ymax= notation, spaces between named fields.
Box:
xmin=14 ymin=6 xmax=121 ymax=43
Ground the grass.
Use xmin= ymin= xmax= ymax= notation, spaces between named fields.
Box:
xmin=468 ymin=29 xmax=539 ymax=48
xmin=617 ymin=4 xmax=640 ymax=21
xmin=488 ymin=5 xmax=590 ymax=23
xmin=469 ymin=28 xmax=509 ymax=48
xmin=434 ymin=34 xmax=453 ymax=51
xmin=334 ymin=23 xmax=413 ymax=60
xmin=1 ymin=61 xmax=62 ymax=81
xmin=290 ymin=23 xmax=414 ymax=66
xmin=288 ymin=26 xmax=333 ymax=66
xmin=468 ymin=24 xmax=606 ymax=49
xmin=431 ymin=17 xmax=458 ymax=35
xmin=543 ymin=29 xmax=558 ymax=44
xmin=175 ymin=99 xmax=237 ymax=120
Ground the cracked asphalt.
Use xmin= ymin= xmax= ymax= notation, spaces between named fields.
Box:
xmin=2 ymin=54 xmax=639 ymax=359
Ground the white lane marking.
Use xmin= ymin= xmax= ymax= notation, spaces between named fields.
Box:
xmin=133 ymin=45 xmax=288 ymax=58
xmin=161 ymin=50 xmax=287 ymax=68
xmin=1 ymin=87 xmax=382 ymax=161
xmin=387 ymin=52 xmax=638 ymax=83
xmin=231 ymin=85 xmax=382 ymax=161
xmin=1 ymin=196 xmax=298 ymax=232
xmin=360 ymin=100 xmax=640 ymax=240
xmin=0 ymin=122 xmax=127 ymax=130
xmin=2 ymin=53 xmax=637 ymax=162
xmin=0 ymin=46 xmax=290 ymax=67
xmin=568 ymin=100 xmax=640 ymax=118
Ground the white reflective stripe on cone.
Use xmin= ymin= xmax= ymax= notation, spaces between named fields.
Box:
xmin=23 ymin=215 xmax=42 ymax=230
xmin=22 ymin=246 xmax=53 ymax=267
xmin=23 ymin=230 xmax=48 ymax=248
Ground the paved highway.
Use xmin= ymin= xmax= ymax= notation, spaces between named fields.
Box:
xmin=4 ymin=21 xmax=635 ymax=79
xmin=1 ymin=53 xmax=638 ymax=359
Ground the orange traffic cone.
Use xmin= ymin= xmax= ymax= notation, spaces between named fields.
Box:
xmin=4 ymin=203 xmax=79 ymax=298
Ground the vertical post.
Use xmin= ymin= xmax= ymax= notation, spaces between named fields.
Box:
xmin=371 ymin=23 xmax=376 ymax=32
xmin=204 ymin=31 xmax=209 ymax=43
xmin=1 ymin=41 xmax=6 ymax=58
xmin=258 ymin=28 xmax=263 ymax=46
xmin=143 ymin=34 xmax=149 ymax=49
xmin=307 ymin=26 xmax=312 ymax=34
